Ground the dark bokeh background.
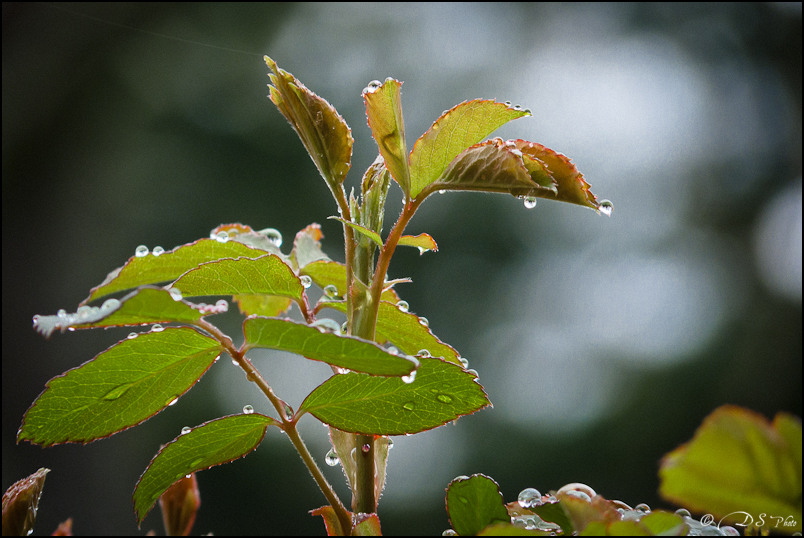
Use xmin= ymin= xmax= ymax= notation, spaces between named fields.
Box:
xmin=3 ymin=3 xmax=801 ymax=535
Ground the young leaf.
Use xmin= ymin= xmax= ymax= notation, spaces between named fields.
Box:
xmin=328 ymin=216 xmax=383 ymax=247
xmin=233 ymin=294 xmax=293 ymax=318
xmin=659 ymin=405 xmax=802 ymax=531
xmin=158 ymin=473 xmax=200 ymax=537
xmin=73 ymin=287 xmax=204 ymax=330
xmin=446 ymin=474 xmax=510 ymax=537
xmin=328 ymin=428 xmax=390 ymax=513
xmin=427 ymin=138 xmax=552 ymax=198
xmin=363 ymin=78 xmax=410 ymax=196
xmin=290 ymin=223 xmax=329 ymax=270
xmin=398 ymin=232 xmax=438 ymax=254
xmin=84 ymin=238 xmax=271 ymax=304
xmin=243 ymin=317 xmax=418 ymax=376
xmin=298 ymin=356 xmax=490 ymax=435
xmin=408 ymin=100 xmax=529 ymax=198
xmin=171 ymin=254 xmax=304 ymax=301
xmin=513 ymin=140 xmax=601 ymax=210
xmin=133 ymin=413 xmax=276 ymax=524
xmin=2 ymin=468 xmax=49 ymax=537
xmin=265 ymin=56 xmax=353 ymax=195
xmin=18 ymin=328 xmax=222 ymax=446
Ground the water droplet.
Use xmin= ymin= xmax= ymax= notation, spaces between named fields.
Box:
xmin=231 ymin=358 xmax=239 ymax=366
xmin=180 ymin=426 xmax=191 ymax=435
xmin=215 ymin=230 xmax=229 ymax=243
xmin=242 ymin=405 xmax=254 ymax=415
xmin=300 ymin=275 xmax=313 ymax=289
xmin=190 ymin=458 xmax=204 ymax=468
xmin=402 ymin=401 xmax=415 ymax=411
xmin=418 ymin=316 xmax=429 ymax=327
xmin=721 ymin=526 xmax=741 ymax=536
xmin=167 ymin=396 xmax=179 ymax=406
xmin=135 ymin=245 xmax=149 ymax=257
xmin=458 ymin=357 xmax=469 ymax=368
xmin=341 ymin=321 xmax=348 ymax=334
xmin=438 ymin=189 xmax=446 ymax=195
xmin=283 ymin=403 xmax=293 ymax=420
xmin=598 ymin=199 xmax=613 ymax=217
xmin=518 ymin=488 xmax=542 ymax=508
xmin=151 ymin=324 xmax=164 ymax=332
xmin=215 ymin=299 xmax=229 ymax=312
xmin=101 ymin=298 xmax=120 ymax=312
xmin=674 ymin=508 xmax=691 ymax=518
xmin=504 ymin=101 xmax=512 ymax=107
xmin=323 ymin=284 xmax=340 ymax=299
xmin=396 ymin=300 xmax=409 ymax=312
xmin=127 ymin=332 xmax=138 ymax=339
xmin=417 ymin=349 xmax=431 ymax=357
xmin=168 ymin=287 xmax=183 ymax=301
xmin=634 ymin=503 xmax=651 ymax=513
xmin=557 ymin=482 xmax=596 ymax=500
xmin=361 ymin=443 xmax=371 ymax=453
xmin=442 ymin=529 xmax=458 ymax=536
xmin=513 ymin=104 xmax=522 ymax=110
xmin=364 ymin=80 xmax=382 ymax=93
xmin=325 ymin=449 xmax=340 ymax=466
xmin=523 ymin=196 xmax=538 ymax=209
xmin=401 ymin=370 xmax=416 ymax=384
xmin=311 ymin=318 xmax=342 ymax=333
xmin=457 ymin=495 xmax=469 ymax=504
xmin=152 ymin=246 xmax=165 ymax=256
xmin=103 ymin=383 xmax=133 ymax=401
xmin=387 ymin=346 xmax=399 ymax=355
xmin=466 ymin=368 xmax=479 ymax=378
xmin=435 ymin=393 xmax=453 ymax=404
xmin=259 ymin=228 xmax=283 ymax=247
xmin=387 ymin=438 xmax=394 ymax=449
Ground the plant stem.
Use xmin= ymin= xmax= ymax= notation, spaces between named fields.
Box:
xmin=196 ymin=319 xmax=352 ymax=532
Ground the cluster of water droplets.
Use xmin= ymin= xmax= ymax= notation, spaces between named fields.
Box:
xmin=33 ymin=298 xmax=122 ymax=338
xmin=362 ymin=78 xmax=393 ymax=95
xmin=194 ymin=299 xmax=229 ymax=315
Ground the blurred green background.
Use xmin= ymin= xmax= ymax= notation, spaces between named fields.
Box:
xmin=3 ymin=3 xmax=800 ymax=535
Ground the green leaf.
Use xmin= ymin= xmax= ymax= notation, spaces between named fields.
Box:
xmin=265 ymin=56 xmax=353 ymax=194
xmin=243 ymin=317 xmax=417 ymax=376
xmin=84 ymin=238 xmax=271 ymax=304
xmin=133 ymin=413 xmax=276 ymax=524
xmin=363 ymin=78 xmax=410 ymax=196
xmin=328 ymin=428 xmax=390 ymax=512
xmin=408 ymin=99 xmax=529 ymax=199
xmin=233 ymin=294 xmax=293 ymax=318
xmin=398 ymin=233 xmax=438 ymax=254
xmin=659 ymin=405 xmax=802 ymax=532
xmin=324 ymin=300 xmax=462 ymax=365
xmin=76 ymin=287 xmax=204 ymax=329
xmin=299 ymin=356 xmax=490 ymax=435
xmin=172 ymin=254 xmax=303 ymax=301
xmin=446 ymin=474 xmax=510 ymax=536
xmin=18 ymin=328 xmax=222 ymax=446
xmin=430 ymin=138 xmax=552 ymax=197
xmin=328 ymin=216 xmax=383 ymax=247
xmin=530 ymin=501 xmax=575 ymax=536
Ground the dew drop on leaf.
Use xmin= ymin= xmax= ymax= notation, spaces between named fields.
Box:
xmin=190 ymin=458 xmax=204 ymax=468
xmin=517 ymin=487 xmax=542 ymax=508
xmin=523 ymin=196 xmax=538 ymax=209
xmin=300 ymin=275 xmax=313 ymax=289
xmin=102 ymin=383 xmax=133 ymax=401
xmin=323 ymin=284 xmax=340 ymax=299
xmin=401 ymin=369 xmax=416 ymax=384
xmin=325 ymin=449 xmax=340 ymax=467
xmin=215 ymin=299 xmax=229 ymax=312
xmin=598 ymin=199 xmax=613 ymax=217
xmin=152 ymin=246 xmax=165 ymax=256
xmin=167 ymin=396 xmax=179 ymax=407
xmin=259 ymin=227 xmax=283 ymax=248
xmin=151 ymin=324 xmax=164 ymax=332
xmin=101 ymin=298 xmax=120 ymax=312
xmin=127 ymin=332 xmax=138 ymax=339
xmin=168 ymin=287 xmax=183 ymax=301
xmin=395 ymin=300 xmax=409 ymax=312
xmin=418 ymin=316 xmax=429 ymax=327
xmin=363 ymin=80 xmax=382 ymax=94
xmin=361 ymin=443 xmax=371 ymax=453
xmin=435 ymin=393 xmax=453 ymax=404
xmin=135 ymin=245 xmax=149 ymax=257
xmin=215 ymin=230 xmax=229 ymax=243
xmin=242 ymin=405 xmax=254 ymax=415
xmin=417 ymin=349 xmax=431 ymax=357
xmin=402 ymin=401 xmax=415 ymax=411
xmin=180 ymin=426 xmax=191 ymax=435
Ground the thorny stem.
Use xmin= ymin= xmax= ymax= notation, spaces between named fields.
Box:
xmin=194 ymin=318 xmax=352 ymax=533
